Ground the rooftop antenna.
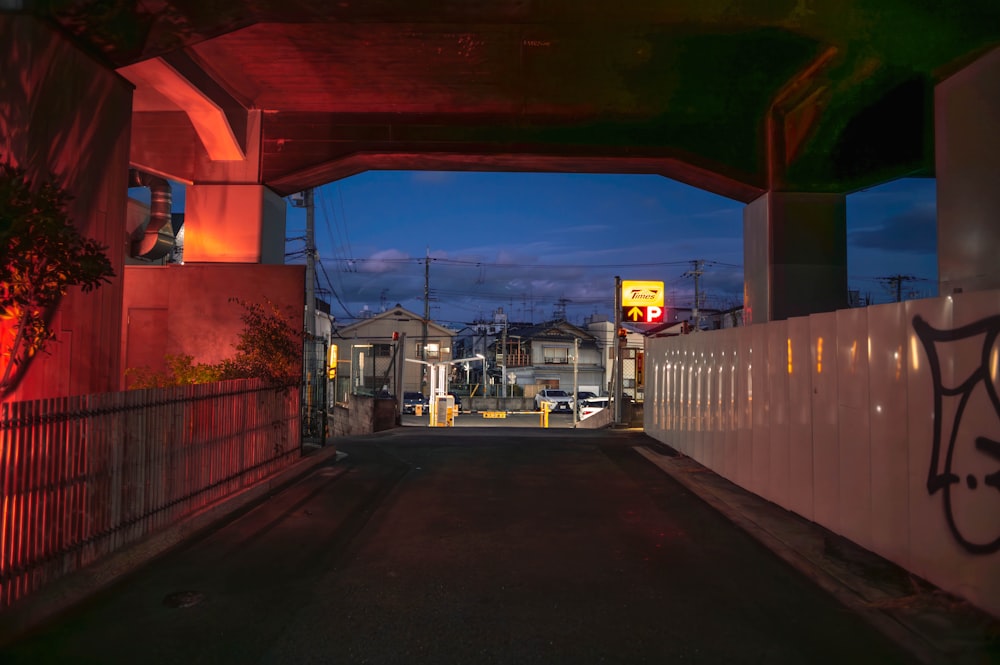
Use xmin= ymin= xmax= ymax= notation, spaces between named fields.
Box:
xmin=553 ymin=297 xmax=569 ymax=320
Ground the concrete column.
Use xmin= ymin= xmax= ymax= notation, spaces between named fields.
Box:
xmin=0 ymin=16 xmax=132 ymax=399
xmin=744 ymin=192 xmax=847 ymax=324
xmin=184 ymin=184 xmax=287 ymax=264
xmin=935 ymin=46 xmax=1000 ymax=295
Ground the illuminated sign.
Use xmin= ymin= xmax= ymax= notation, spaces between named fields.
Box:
xmin=622 ymin=305 xmax=665 ymax=323
xmin=622 ymin=280 xmax=664 ymax=307
xmin=328 ymin=344 xmax=338 ymax=379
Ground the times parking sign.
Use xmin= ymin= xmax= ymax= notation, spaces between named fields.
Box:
xmin=621 ymin=280 xmax=665 ymax=323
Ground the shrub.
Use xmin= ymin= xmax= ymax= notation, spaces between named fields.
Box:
xmin=126 ymin=298 xmax=301 ymax=388
xmin=0 ymin=160 xmax=115 ymax=396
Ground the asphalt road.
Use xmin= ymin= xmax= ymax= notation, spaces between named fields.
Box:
xmin=2 ymin=428 xmax=917 ymax=664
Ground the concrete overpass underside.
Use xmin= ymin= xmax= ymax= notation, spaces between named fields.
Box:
xmin=37 ymin=1 xmax=999 ymax=196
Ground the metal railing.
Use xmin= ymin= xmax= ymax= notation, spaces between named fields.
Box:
xmin=0 ymin=378 xmax=300 ymax=611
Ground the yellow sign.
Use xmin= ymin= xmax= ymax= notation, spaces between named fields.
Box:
xmin=327 ymin=344 xmax=338 ymax=379
xmin=622 ymin=280 xmax=664 ymax=307
xmin=482 ymin=411 xmax=507 ymax=419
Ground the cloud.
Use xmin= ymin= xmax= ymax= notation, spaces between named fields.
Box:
xmin=849 ymin=203 xmax=936 ymax=254
xmin=410 ymin=172 xmax=455 ymax=185
xmin=358 ymin=249 xmax=411 ymax=273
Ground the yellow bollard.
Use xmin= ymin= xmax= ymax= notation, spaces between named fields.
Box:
xmin=541 ymin=402 xmax=549 ymax=428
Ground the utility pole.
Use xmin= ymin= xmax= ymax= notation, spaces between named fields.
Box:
xmin=683 ymin=259 xmax=704 ymax=332
xmin=613 ymin=275 xmax=622 ymax=425
xmin=422 ymin=248 xmax=429 ymax=389
xmin=572 ymin=337 xmax=579 ymax=427
xmin=879 ymin=274 xmax=917 ymax=302
xmin=501 ymin=318 xmax=508 ymax=398
xmin=304 ymin=188 xmax=316 ymax=338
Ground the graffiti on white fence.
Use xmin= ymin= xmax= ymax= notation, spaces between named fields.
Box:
xmin=913 ymin=314 xmax=1000 ymax=554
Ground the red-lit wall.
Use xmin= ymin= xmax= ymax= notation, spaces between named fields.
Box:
xmin=0 ymin=16 xmax=133 ymax=400
xmin=121 ymin=264 xmax=306 ymax=386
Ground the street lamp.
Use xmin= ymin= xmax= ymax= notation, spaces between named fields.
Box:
xmin=407 ymin=354 xmax=485 ymax=426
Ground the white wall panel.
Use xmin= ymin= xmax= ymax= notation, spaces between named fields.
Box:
xmin=905 ymin=297 xmax=955 ymax=590
xmin=787 ymin=316 xmax=814 ymax=520
xmin=709 ymin=340 xmax=723 ymax=471
xmin=811 ymin=311 xmax=841 ymax=536
xmin=750 ymin=323 xmax=771 ymax=496
xmin=940 ymin=292 xmax=1000 ymax=615
xmin=708 ymin=336 xmax=724 ymax=472
xmin=866 ymin=302 xmax=911 ymax=567
xmin=736 ymin=328 xmax=754 ymax=489
xmin=691 ymin=336 xmax=706 ymax=465
xmin=767 ymin=321 xmax=791 ymax=509
xmin=641 ymin=290 xmax=1000 ymax=619
xmin=681 ymin=347 xmax=694 ymax=455
xmin=722 ymin=331 xmax=740 ymax=483
xmin=836 ymin=307 xmax=872 ymax=548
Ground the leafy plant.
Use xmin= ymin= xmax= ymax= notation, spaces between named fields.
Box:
xmin=0 ymin=160 xmax=115 ymax=396
xmin=217 ymin=297 xmax=301 ymax=383
xmin=126 ymin=354 xmax=224 ymax=389
xmin=126 ymin=298 xmax=301 ymax=388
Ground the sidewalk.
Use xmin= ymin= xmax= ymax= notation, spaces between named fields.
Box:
xmin=636 ymin=443 xmax=1000 ymax=665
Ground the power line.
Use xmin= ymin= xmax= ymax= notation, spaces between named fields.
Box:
xmin=324 ymin=256 xmax=707 ymax=270
xmin=316 ymin=256 xmax=355 ymax=319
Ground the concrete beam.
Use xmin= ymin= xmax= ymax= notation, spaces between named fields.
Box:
xmin=119 ymin=58 xmax=245 ymax=162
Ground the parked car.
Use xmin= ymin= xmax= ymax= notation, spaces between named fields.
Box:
xmin=535 ymin=388 xmax=574 ymax=411
xmin=579 ymin=396 xmax=609 ymax=419
xmin=576 ymin=391 xmax=598 ymax=402
xmin=403 ymin=391 xmax=428 ymax=414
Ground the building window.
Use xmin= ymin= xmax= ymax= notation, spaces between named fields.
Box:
xmin=416 ymin=341 xmax=441 ymax=361
xmin=375 ymin=344 xmax=392 ymax=358
xmin=543 ymin=346 xmax=569 ymax=364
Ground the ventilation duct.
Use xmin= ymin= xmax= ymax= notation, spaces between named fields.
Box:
xmin=128 ymin=169 xmax=175 ymax=260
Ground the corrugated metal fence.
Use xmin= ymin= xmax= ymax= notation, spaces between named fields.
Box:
xmin=0 ymin=378 xmax=301 ymax=611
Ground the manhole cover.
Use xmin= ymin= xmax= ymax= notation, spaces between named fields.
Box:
xmin=163 ymin=591 xmax=205 ymax=608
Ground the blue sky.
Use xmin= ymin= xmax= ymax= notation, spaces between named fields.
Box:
xmin=281 ymin=172 xmax=938 ymax=327
xmin=155 ymin=171 xmax=937 ymax=327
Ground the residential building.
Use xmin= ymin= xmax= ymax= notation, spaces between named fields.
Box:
xmin=497 ymin=320 xmax=605 ymax=396
xmin=330 ymin=305 xmax=455 ymax=402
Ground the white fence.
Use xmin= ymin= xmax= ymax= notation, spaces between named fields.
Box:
xmin=644 ymin=290 xmax=1000 ymax=618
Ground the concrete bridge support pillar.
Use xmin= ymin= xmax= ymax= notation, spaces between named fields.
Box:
xmin=0 ymin=15 xmax=132 ymax=400
xmin=743 ymin=192 xmax=847 ymax=324
xmin=935 ymin=46 xmax=1000 ymax=296
xmin=184 ymin=184 xmax=287 ymax=264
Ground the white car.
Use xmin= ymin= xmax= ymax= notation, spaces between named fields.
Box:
xmin=579 ymin=397 xmax=609 ymax=419
xmin=535 ymin=388 xmax=574 ymax=412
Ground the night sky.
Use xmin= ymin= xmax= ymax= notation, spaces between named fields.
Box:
xmin=283 ymin=172 xmax=938 ymax=327
xmin=155 ymin=171 xmax=937 ymax=328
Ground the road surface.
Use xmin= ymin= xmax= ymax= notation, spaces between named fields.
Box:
xmin=2 ymin=428 xmax=916 ymax=664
